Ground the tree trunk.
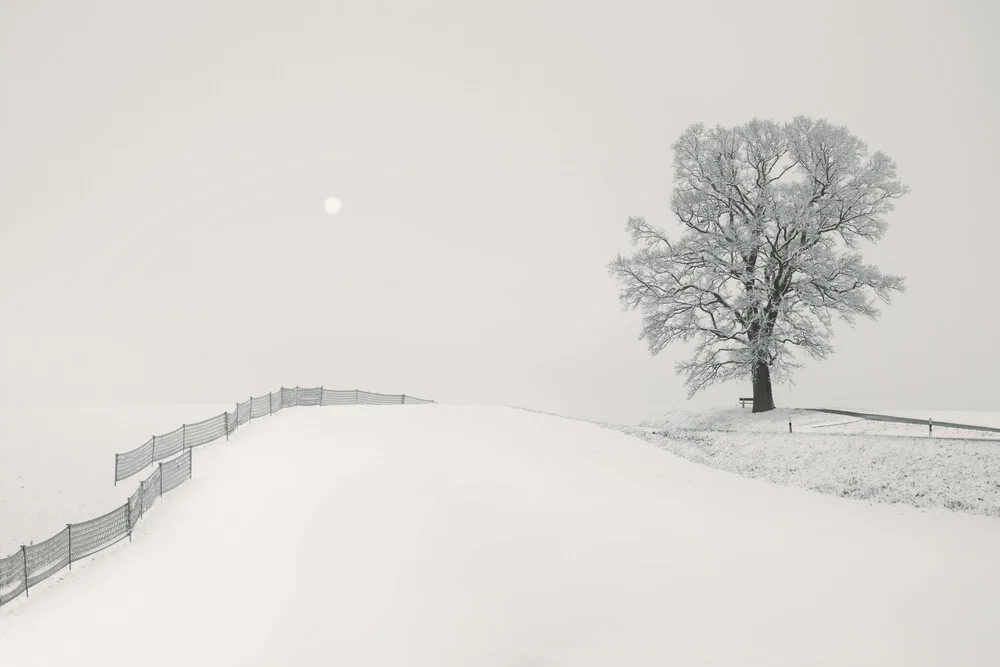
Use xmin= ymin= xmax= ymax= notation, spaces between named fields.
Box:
xmin=751 ymin=361 xmax=776 ymax=413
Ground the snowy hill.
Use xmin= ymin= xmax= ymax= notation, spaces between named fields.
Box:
xmin=2 ymin=404 xmax=1000 ymax=665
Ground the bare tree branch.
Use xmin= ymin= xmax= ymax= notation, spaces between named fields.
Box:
xmin=609 ymin=117 xmax=908 ymax=403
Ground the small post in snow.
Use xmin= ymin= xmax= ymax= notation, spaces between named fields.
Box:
xmin=21 ymin=545 xmax=28 ymax=598
xmin=929 ymin=417 xmax=933 ymax=436
xmin=138 ymin=480 xmax=145 ymax=522
xmin=789 ymin=420 xmax=792 ymax=433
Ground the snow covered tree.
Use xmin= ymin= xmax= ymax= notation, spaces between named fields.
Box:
xmin=610 ymin=117 xmax=908 ymax=412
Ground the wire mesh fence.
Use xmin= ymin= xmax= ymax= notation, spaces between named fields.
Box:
xmin=128 ymin=485 xmax=143 ymax=535
xmin=114 ymin=437 xmax=154 ymax=485
xmin=0 ymin=450 xmax=186 ymax=606
xmin=0 ymin=550 xmax=26 ymax=606
xmin=321 ymin=389 xmax=358 ymax=405
xmin=111 ymin=387 xmax=432 ymax=484
xmin=185 ymin=413 xmax=227 ymax=449
xmin=298 ymin=386 xmax=322 ymax=407
xmin=152 ymin=426 xmax=184 ymax=462
xmin=250 ymin=395 xmax=271 ymax=419
xmin=160 ymin=450 xmax=193 ymax=495
xmin=23 ymin=528 xmax=69 ymax=589
xmin=1 ymin=387 xmax=433 ymax=608
xmin=69 ymin=505 xmax=130 ymax=562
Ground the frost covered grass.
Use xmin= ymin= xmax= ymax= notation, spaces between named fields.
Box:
xmin=622 ymin=407 xmax=1000 ymax=518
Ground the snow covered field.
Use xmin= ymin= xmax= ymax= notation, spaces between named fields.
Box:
xmin=626 ymin=407 xmax=1000 ymax=518
xmin=3 ymin=404 xmax=1000 ymax=665
xmin=639 ymin=407 xmax=1000 ymax=435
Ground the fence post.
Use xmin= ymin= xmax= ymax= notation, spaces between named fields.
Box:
xmin=355 ymin=389 xmax=359 ymax=404
xmin=114 ymin=453 xmax=119 ymax=486
xmin=67 ymin=524 xmax=73 ymax=571
xmin=789 ymin=421 xmax=792 ymax=433
xmin=224 ymin=411 xmax=229 ymax=441
xmin=182 ymin=424 xmax=187 ymax=450
xmin=235 ymin=403 xmax=239 ymax=430
xmin=929 ymin=417 xmax=933 ymax=435
xmin=151 ymin=435 xmax=157 ymax=466
xmin=269 ymin=391 xmax=273 ymax=415
xmin=250 ymin=396 xmax=255 ymax=421
xmin=158 ymin=462 xmax=164 ymax=497
xmin=319 ymin=386 xmax=324 ymax=407
xmin=401 ymin=393 xmax=406 ymax=405
xmin=21 ymin=545 xmax=28 ymax=598
xmin=139 ymin=480 xmax=145 ymax=522
xmin=127 ymin=496 xmax=132 ymax=542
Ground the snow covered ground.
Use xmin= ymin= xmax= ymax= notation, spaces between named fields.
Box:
xmin=626 ymin=407 xmax=1000 ymax=518
xmin=2 ymin=404 xmax=1000 ymax=665
xmin=0 ymin=403 xmax=232 ymax=555
xmin=640 ymin=407 xmax=1000 ymax=435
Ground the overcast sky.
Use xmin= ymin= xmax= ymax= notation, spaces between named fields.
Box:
xmin=0 ymin=0 xmax=996 ymax=425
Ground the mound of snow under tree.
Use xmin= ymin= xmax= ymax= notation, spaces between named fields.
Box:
xmin=3 ymin=404 xmax=1000 ymax=665
xmin=621 ymin=407 xmax=1000 ymax=518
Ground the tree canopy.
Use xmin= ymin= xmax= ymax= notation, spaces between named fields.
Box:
xmin=610 ymin=117 xmax=908 ymax=411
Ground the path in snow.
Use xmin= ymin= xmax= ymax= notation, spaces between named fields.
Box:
xmin=806 ymin=408 xmax=1000 ymax=434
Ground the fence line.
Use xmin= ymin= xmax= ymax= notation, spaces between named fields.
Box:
xmin=114 ymin=386 xmax=433 ymax=484
xmin=1 ymin=449 xmax=191 ymax=608
xmin=1 ymin=386 xmax=434 ymax=609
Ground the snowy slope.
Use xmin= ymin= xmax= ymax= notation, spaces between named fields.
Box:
xmin=0 ymin=403 xmax=233 ymax=555
xmin=641 ymin=406 xmax=835 ymax=431
xmin=2 ymin=405 xmax=1000 ymax=665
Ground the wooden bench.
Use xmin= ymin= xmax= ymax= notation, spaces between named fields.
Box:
xmin=739 ymin=397 xmax=753 ymax=408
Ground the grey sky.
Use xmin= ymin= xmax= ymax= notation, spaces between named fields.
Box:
xmin=1 ymin=0 xmax=996 ymax=425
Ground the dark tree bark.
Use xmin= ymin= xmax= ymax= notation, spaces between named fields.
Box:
xmin=752 ymin=362 xmax=775 ymax=413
